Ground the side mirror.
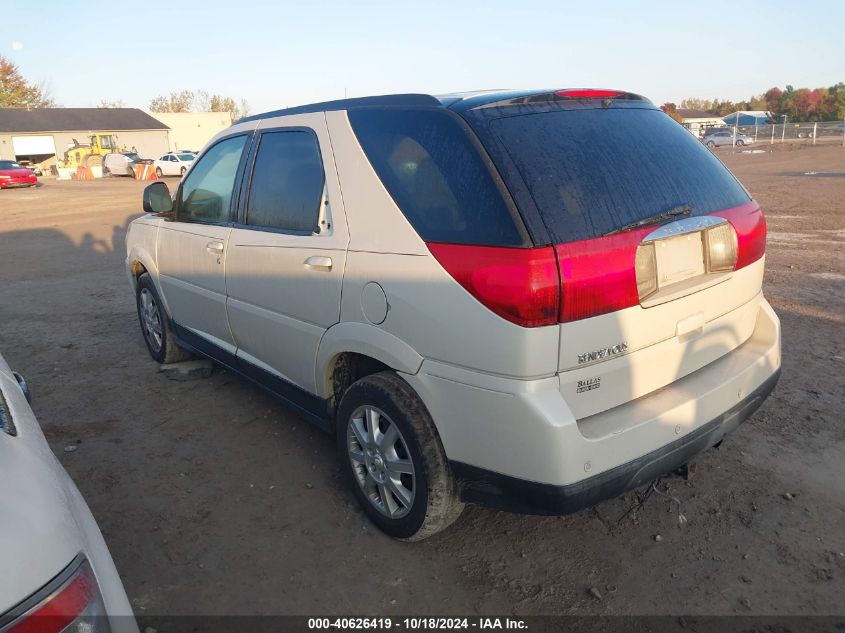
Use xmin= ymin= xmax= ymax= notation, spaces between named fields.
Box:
xmin=143 ymin=181 xmax=173 ymax=216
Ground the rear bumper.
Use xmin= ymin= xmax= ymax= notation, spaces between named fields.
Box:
xmin=451 ymin=367 xmax=779 ymax=515
xmin=0 ymin=178 xmax=36 ymax=188
xmin=404 ymin=298 xmax=781 ymax=513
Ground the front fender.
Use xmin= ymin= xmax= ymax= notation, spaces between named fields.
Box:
xmin=315 ymin=321 xmax=424 ymax=398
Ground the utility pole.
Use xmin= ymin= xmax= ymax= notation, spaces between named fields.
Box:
xmin=782 ymin=115 xmax=788 ymax=143
xmin=732 ymin=112 xmax=738 ymax=148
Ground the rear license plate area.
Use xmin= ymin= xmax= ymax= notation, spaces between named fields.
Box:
xmin=655 ymin=232 xmax=705 ymax=287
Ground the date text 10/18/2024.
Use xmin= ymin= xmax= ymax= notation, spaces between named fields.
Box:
xmin=308 ymin=618 xmax=528 ymax=630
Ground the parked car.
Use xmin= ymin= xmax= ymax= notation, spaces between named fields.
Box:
xmin=0 ymin=160 xmax=38 ymax=189
xmin=153 ymin=152 xmax=194 ymax=177
xmin=704 ymin=130 xmax=754 ymax=147
xmin=126 ymin=89 xmax=781 ymax=540
xmin=0 ymin=351 xmax=137 ymax=632
xmin=17 ymin=160 xmax=43 ymax=177
xmin=103 ymin=152 xmax=150 ymax=178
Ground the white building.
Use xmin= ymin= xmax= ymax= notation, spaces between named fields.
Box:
xmin=149 ymin=112 xmax=233 ymax=153
xmin=678 ymin=109 xmax=726 ymax=137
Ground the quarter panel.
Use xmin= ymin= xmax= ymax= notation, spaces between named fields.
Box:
xmin=340 ymin=250 xmax=559 ymax=379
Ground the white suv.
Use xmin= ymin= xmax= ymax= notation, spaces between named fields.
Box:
xmin=125 ymin=89 xmax=781 ymax=540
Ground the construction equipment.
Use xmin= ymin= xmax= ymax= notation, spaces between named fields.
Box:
xmin=61 ymin=133 xmax=125 ymax=169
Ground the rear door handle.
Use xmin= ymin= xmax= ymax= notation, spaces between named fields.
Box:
xmin=304 ymin=255 xmax=332 ymax=271
xmin=206 ymin=241 xmax=224 ymax=254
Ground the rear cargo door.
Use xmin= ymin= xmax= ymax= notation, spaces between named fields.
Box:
xmin=465 ymin=102 xmax=766 ymax=418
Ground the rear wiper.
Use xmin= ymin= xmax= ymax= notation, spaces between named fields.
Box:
xmin=604 ymin=205 xmax=693 ymax=236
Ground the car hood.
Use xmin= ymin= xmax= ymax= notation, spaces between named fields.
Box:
xmin=0 ymin=371 xmax=86 ymax=613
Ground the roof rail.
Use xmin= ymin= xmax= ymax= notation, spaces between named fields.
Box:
xmin=237 ymin=94 xmax=442 ymax=123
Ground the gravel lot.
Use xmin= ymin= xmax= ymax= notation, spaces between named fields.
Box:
xmin=0 ymin=145 xmax=843 ymax=617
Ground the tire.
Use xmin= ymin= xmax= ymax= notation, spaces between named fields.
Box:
xmin=337 ymin=371 xmax=464 ymax=541
xmin=706 ymin=140 xmax=716 ymax=148
xmin=127 ymin=167 xmax=136 ymax=179
xmin=736 ymin=139 xmax=745 ymax=147
xmin=135 ymin=273 xmax=191 ymax=364
xmin=155 ymin=167 xmax=163 ymax=177
xmin=180 ymin=166 xmax=187 ymax=176
xmin=102 ymin=166 xmax=111 ymax=177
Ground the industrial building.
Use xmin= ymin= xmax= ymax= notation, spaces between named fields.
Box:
xmin=0 ymin=109 xmax=234 ymax=173
xmin=0 ymin=108 xmax=170 ymax=168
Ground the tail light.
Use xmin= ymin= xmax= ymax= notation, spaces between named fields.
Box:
xmin=555 ymin=89 xmax=625 ymax=99
xmin=428 ymin=202 xmax=766 ymax=327
xmin=704 ymin=222 xmax=738 ymax=272
xmin=554 ymin=230 xmax=651 ymax=322
xmin=426 ymin=243 xmax=559 ymax=327
xmin=635 ymin=243 xmax=658 ymax=299
xmin=711 ymin=202 xmax=766 ymax=270
xmin=4 ymin=558 xmax=110 ymax=633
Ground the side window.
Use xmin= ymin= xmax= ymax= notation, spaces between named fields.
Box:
xmin=348 ymin=109 xmax=524 ymax=246
xmin=245 ymin=130 xmax=325 ymax=232
xmin=177 ymin=135 xmax=248 ymax=224
xmin=159 ymin=155 xmax=168 ymax=161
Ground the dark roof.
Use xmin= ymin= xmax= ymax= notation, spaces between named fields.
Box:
xmin=238 ymin=94 xmax=441 ymax=123
xmin=677 ymin=108 xmax=719 ymax=119
xmin=0 ymin=108 xmax=169 ymax=133
xmin=239 ymin=89 xmax=651 ymax=123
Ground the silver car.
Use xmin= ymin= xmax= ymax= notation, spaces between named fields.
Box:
xmin=704 ymin=130 xmax=754 ymax=148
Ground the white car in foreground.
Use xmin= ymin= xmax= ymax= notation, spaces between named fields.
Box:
xmin=153 ymin=152 xmax=194 ymax=178
xmin=0 ymin=353 xmax=137 ymax=633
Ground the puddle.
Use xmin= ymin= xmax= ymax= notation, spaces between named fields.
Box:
xmin=819 ymin=229 xmax=845 ymax=239
xmin=810 ymin=272 xmax=845 ymax=282
xmin=780 ymin=171 xmax=845 ymax=178
xmin=768 ymin=232 xmax=840 ymax=246
xmin=768 ymin=232 xmax=812 ymax=242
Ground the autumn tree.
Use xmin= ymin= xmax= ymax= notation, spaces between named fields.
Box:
xmin=150 ymin=89 xmax=250 ymax=119
xmin=0 ymin=55 xmax=55 ymax=108
xmin=149 ymin=90 xmax=195 ymax=113
xmin=679 ymin=82 xmax=844 ymax=122
xmin=660 ymin=102 xmax=684 ymax=122
xmin=98 ymin=99 xmax=125 ymax=108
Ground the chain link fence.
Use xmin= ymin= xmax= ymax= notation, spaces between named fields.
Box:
xmin=690 ymin=120 xmax=845 ymax=146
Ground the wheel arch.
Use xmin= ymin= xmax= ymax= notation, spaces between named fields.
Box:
xmin=126 ymin=247 xmax=173 ymax=318
xmin=316 ymin=322 xmax=424 ymax=415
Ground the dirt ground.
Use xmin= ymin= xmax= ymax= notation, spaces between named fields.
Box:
xmin=0 ymin=145 xmax=843 ymax=618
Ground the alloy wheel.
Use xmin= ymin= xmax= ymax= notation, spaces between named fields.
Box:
xmin=347 ymin=405 xmax=415 ymax=519
xmin=139 ymin=288 xmax=163 ymax=353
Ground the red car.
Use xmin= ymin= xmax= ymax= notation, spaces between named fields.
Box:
xmin=0 ymin=160 xmax=38 ymax=189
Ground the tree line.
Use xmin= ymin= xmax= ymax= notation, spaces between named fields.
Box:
xmin=0 ymin=55 xmax=249 ymax=119
xmin=662 ymin=82 xmax=845 ymax=123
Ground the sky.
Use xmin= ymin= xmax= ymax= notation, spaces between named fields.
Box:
xmin=3 ymin=0 xmax=844 ymax=114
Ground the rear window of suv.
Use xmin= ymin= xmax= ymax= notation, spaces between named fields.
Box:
xmin=466 ymin=106 xmax=751 ymax=244
xmin=348 ymin=108 xmax=527 ymax=246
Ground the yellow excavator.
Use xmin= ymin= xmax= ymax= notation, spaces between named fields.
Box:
xmin=61 ymin=133 xmax=125 ymax=168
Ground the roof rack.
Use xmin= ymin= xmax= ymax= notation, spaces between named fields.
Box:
xmin=237 ymin=94 xmax=442 ymax=123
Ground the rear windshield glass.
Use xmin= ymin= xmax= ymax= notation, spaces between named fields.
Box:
xmin=472 ymin=107 xmax=751 ymax=244
xmin=348 ymin=109 xmax=525 ymax=246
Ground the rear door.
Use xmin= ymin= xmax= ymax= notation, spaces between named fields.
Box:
xmin=156 ymin=133 xmax=250 ymax=353
xmin=463 ymin=100 xmax=765 ymax=418
xmin=225 ymin=114 xmax=348 ymax=393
